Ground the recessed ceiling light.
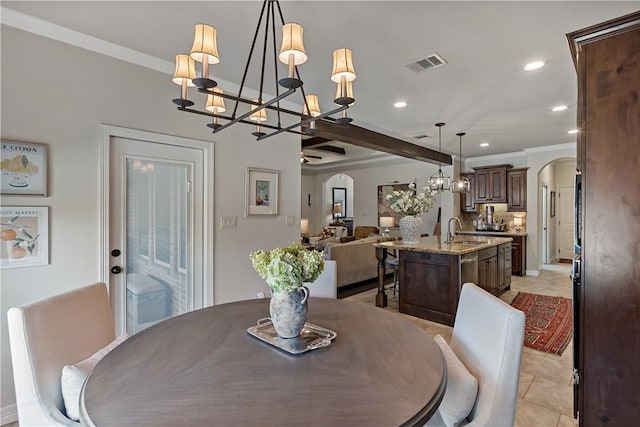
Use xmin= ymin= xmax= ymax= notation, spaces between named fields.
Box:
xmin=523 ymin=61 xmax=545 ymax=71
xmin=393 ymin=101 xmax=407 ymax=109
xmin=552 ymin=105 xmax=568 ymax=112
xmin=480 ymin=143 xmax=490 ymax=147
xmin=568 ymin=129 xmax=579 ymax=134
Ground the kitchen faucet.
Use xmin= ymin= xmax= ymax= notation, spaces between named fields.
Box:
xmin=446 ymin=217 xmax=463 ymax=244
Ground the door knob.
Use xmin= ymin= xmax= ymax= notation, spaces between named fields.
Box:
xmin=111 ymin=266 xmax=122 ymax=274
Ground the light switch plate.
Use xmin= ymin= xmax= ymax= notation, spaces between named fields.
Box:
xmin=286 ymin=216 xmax=295 ymax=226
xmin=221 ymin=216 xmax=237 ymax=229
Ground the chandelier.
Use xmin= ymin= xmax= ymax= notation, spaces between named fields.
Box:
xmin=451 ymin=132 xmax=470 ymax=193
xmin=429 ymin=122 xmax=451 ymax=192
xmin=171 ymin=0 xmax=357 ymax=140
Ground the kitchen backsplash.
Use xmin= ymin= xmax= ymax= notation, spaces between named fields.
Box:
xmin=459 ymin=203 xmax=527 ymax=232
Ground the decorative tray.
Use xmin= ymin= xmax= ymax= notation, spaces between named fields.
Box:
xmin=247 ymin=318 xmax=337 ymax=355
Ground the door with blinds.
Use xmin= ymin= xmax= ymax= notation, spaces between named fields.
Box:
xmin=109 ymin=134 xmax=207 ymax=335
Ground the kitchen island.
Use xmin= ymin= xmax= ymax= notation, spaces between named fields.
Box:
xmin=456 ymin=230 xmax=527 ymax=276
xmin=374 ymin=235 xmax=513 ymax=326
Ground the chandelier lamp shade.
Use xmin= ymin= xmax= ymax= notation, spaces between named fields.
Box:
xmin=451 ymin=132 xmax=471 ymax=193
xmin=429 ymin=122 xmax=451 ymax=192
xmin=171 ymin=0 xmax=357 ymax=141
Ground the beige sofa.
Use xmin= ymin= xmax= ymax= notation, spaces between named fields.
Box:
xmin=324 ymin=236 xmax=390 ymax=288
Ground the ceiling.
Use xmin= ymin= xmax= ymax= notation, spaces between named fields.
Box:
xmin=3 ymin=1 xmax=637 ymax=166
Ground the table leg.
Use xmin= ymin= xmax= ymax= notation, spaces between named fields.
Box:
xmin=375 ymin=247 xmax=388 ymax=308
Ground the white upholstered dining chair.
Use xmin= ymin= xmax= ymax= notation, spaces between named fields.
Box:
xmin=426 ymin=282 xmax=525 ymax=427
xmin=307 ymin=259 xmax=338 ymax=298
xmin=7 ymin=282 xmax=116 ymax=426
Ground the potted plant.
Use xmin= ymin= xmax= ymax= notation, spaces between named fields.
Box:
xmin=385 ymin=182 xmax=438 ymax=244
xmin=250 ymin=242 xmax=324 ymax=338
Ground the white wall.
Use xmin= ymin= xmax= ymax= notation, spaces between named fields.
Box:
xmin=1 ymin=27 xmax=300 ymax=413
xmin=539 ymin=163 xmax=557 ymax=262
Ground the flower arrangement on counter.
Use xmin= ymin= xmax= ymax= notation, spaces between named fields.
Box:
xmin=385 ymin=182 xmax=438 ymax=216
xmin=250 ymin=242 xmax=324 ymax=293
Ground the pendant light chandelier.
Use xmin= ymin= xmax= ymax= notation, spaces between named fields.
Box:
xmin=451 ymin=132 xmax=470 ymax=193
xmin=171 ymin=0 xmax=356 ymax=141
xmin=429 ymin=122 xmax=451 ymax=192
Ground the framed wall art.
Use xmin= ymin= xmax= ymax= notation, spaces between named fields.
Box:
xmin=0 ymin=206 xmax=49 ymax=269
xmin=550 ymin=190 xmax=556 ymax=217
xmin=377 ymin=183 xmax=411 ymax=227
xmin=245 ymin=167 xmax=279 ymax=216
xmin=1 ymin=141 xmax=48 ymax=196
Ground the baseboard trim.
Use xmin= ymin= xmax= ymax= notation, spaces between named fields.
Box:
xmin=1 ymin=404 xmax=18 ymax=425
xmin=526 ymin=269 xmax=540 ymax=276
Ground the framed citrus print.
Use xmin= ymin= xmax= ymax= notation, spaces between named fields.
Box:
xmin=1 ymin=141 xmax=48 ymax=196
xmin=0 ymin=206 xmax=49 ymax=269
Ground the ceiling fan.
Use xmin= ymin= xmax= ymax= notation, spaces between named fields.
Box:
xmin=300 ymin=151 xmax=322 ymax=164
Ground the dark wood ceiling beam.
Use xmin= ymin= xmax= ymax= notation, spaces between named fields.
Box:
xmin=310 ymin=145 xmax=346 ymax=155
xmin=309 ymin=120 xmax=452 ymax=165
xmin=301 ymin=137 xmax=332 ymax=148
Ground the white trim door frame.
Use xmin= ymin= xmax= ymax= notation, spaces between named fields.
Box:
xmin=100 ymin=125 xmax=214 ymax=334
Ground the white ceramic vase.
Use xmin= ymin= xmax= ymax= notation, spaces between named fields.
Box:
xmin=399 ymin=215 xmax=423 ymax=244
xmin=269 ymin=285 xmax=309 ymax=338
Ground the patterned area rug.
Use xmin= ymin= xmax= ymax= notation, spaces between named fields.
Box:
xmin=510 ymin=292 xmax=572 ymax=356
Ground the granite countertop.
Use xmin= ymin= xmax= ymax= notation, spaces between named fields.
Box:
xmin=456 ymin=230 xmax=528 ymax=237
xmin=373 ymin=235 xmax=513 ymax=255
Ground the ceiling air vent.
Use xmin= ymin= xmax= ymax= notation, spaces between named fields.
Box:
xmin=413 ymin=134 xmax=431 ymax=140
xmin=405 ymin=53 xmax=447 ymax=74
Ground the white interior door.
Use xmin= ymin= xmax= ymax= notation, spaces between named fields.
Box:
xmin=109 ymin=136 xmax=205 ymax=335
xmin=558 ymin=185 xmax=575 ymax=260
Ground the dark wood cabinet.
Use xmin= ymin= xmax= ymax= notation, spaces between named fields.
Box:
xmin=567 ymin=12 xmax=640 ymax=427
xmin=477 ymin=246 xmax=498 ymax=294
xmin=497 ymin=243 xmax=511 ymax=293
xmin=399 ymin=251 xmax=460 ymax=326
xmin=510 ymin=235 xmax=526 ymax=276
xmin=474 ymin=166 xmax=506 ymax=203
xmin=507 ymin=169 xmax=527 ymax=212
xmin=461 ymin=173 xmax=476 ymax=212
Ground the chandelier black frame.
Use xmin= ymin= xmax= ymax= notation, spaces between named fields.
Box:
xmin=172 ymin=0 xmax=355 ymax=141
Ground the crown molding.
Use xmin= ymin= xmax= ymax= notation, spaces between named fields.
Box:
xmin=523 ymin=142 xmax=576 ymax=153
xmin=0 ymin=6 xmax=302 ymax=112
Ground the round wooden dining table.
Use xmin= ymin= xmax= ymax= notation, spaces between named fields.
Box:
xmin=80 ymin=297 xmax=446 ymax=426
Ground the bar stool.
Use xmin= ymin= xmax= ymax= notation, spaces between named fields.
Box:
xmin=384 ymin=250 xmax=399 ymax=296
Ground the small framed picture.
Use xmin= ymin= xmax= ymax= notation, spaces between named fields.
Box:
xmin=245 ymin=167 xmax=279 ymax=216
xmin=1 ymin=141 xmax=48 ymax=196
xmin=0 ymin=206 xmax=49 ymax=269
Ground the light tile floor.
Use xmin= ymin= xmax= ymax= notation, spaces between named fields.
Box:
xmin=344 ymin=264 xmax=577 ymax=427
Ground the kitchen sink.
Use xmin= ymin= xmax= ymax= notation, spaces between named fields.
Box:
xmin=451 ymin=240 xmax=484 ymax=246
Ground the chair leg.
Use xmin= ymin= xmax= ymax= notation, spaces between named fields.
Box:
xmin=392 ymin=267 xmax=398 ymax=296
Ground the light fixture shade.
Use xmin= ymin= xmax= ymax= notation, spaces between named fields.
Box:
xmin=331 ymin=48 xmax=356 ymax=83
xmin=206 ymin=88 xmax=226 ymax=113
xmin=172 ymin=54 xmax=196 ymax=86
xmin=249 ymin=101 xmax=267 ymax=122
xmin=334 ymin=81 xmax=355 ymax=105
xmin=279 ymin=23 xmax=308 ymax=65
xmin=380 ymin=217 xmax=394 ymax=228
xmin=303 ymin=94 xmax=321 ymax=117
xmin=429 ymin=170 xmax=451 ymax=191
xmin=300 ymin=218 xmax=310 ymax=235
xmin=451 ymin=177 xmax=471 ymax=193
xmin=190 ymin=24 xmax=220 ymax=64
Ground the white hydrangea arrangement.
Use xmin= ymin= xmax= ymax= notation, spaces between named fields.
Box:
xmin=386 ymin=182 xmax=438 ymax=216
xmin=250 ymin=242 xmax=324 ymax=293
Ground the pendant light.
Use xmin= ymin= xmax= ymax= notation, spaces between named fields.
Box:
xmin=451 ymin=132 xmax=471 ymax=193
xmin=429 ymin=122 xmax=451 ymax=192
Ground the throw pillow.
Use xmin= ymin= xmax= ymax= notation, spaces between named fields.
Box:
xmin=340 ymin=236 xmax=355 ymax=243
xmin=434 ymin=334 xmax=479 ymax=427
xmin=61 ymin=333 xmax=129 ymax=421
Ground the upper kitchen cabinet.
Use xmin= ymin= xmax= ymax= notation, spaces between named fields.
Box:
xmin=507 ymin=168 xmax=528 ymax=212
xmin=474 ymin=165 xmax=507 ymax=203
